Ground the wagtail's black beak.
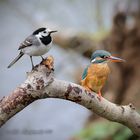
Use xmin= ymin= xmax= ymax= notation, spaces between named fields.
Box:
xmin=49 ymin=30 xmax=57 ymax=34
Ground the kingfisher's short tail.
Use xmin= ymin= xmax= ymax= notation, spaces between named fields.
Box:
xmin=7 ymin=52 xmax=24 ymax=68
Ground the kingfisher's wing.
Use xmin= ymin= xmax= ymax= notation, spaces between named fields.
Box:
xmin=18 ymin=35 xmax=40 ymax=50
xmin=82 ymin=66 xmax=89 ymax=80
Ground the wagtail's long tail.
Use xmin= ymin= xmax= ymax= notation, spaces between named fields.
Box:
xmin=7 ymin=52 xmax=24 ymax=68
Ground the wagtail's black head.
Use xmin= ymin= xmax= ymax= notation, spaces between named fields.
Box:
xmin=33 ymin=27 xmax=57 ymax=45
xmin=33 ymin=27 xmax=57 ymax=37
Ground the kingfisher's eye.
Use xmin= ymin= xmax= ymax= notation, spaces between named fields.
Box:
xmin=101 ymin=55 xmax=108 ymax=59
xmin=43 ymin=31 xmax=47 ymax=33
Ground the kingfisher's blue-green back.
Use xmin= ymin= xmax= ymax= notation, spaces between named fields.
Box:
xmin=82 ymin=66 xmax=88 ymax=80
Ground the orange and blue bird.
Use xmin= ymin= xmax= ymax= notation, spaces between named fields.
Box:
xmin=81 ymin=50 xmax=125 ymax=101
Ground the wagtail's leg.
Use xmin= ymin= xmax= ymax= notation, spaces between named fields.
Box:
xmin=41 ymin=56 xmax=44 ymax=61
xmin=30 ymin=56 xmax=34 ymax=69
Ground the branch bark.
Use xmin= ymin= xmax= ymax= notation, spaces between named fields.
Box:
xmin=0 ymin=56 xmax=140 ymax=136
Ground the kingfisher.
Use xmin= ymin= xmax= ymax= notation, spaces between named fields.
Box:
xmin=81 ymin=50 xmax=125 ymax=101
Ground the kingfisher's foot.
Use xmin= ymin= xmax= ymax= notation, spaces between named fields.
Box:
xmin=97 ymin=91 xmax=102 ymax=101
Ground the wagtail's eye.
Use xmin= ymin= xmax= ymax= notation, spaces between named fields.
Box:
xmin=43 ymin=31 xmax=46 ymax=33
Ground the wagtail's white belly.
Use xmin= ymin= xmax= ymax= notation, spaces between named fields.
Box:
xmin=22 ymin=43 xmax=51 ymax=56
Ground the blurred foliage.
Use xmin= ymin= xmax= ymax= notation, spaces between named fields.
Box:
xmin=91 ymin=28 xmax=109 ymax=42
xmin=75 ymin=121 xmax=133 ymax=140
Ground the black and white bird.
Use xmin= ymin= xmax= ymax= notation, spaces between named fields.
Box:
xmin=7 ymin=27 xmax=57 ymax=69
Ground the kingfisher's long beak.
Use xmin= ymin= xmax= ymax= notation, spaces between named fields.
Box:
xmin=108 ymin=56 xmax=126 ymax=62
xmin=49 ymin=30 xmax=57 ymax=34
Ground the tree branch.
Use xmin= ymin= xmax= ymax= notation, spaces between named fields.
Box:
xmin=0 ymin=56 xmax=140 ymax=136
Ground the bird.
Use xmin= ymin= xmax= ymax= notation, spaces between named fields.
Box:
xmin=7 ymin=27 xmax=57 ymax=69
xmin=81 ymin=50 xmax=125 ymax=101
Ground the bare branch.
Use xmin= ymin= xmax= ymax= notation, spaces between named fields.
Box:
xmin=0 ymin=56 xmax=140 ymax=136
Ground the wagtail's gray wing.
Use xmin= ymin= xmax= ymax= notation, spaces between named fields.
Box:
xmin=18 ymin=35 xmax=40 ymax=50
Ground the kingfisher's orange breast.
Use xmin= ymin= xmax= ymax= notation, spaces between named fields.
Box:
xmin=81 ymin=63 xmax=110 ymax=92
